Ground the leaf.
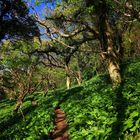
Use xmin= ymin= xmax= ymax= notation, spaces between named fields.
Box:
xmin=35 ymin=0 xmax=39 ymax=6
xmin=123 ymin=120 xmax=133 ymax=131
xmin=86 ymin=120 xmax=94 ymax=125
xmin=130 ymin=111 xmax=139 ymax=118
xmin=43 ymin=128 xmax=48 ymax=134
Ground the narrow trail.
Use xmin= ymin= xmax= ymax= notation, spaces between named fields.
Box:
xmin=51 ymin=107 xmax=69 ymax=140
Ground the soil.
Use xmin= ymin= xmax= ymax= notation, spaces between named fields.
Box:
xmin=51 ymin=107 xmax=69 ymax=140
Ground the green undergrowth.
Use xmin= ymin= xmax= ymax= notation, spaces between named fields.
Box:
xmin=0 ymin=92 xmax=55 ymax=139
xmin=61 ymin=64 xmax=140 ymax=140
xmin=0 ymin=60 xmax=140 ymax=139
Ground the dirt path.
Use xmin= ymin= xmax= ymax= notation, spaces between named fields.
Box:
xmin=51 ymin=107 xmax=69 ymax=140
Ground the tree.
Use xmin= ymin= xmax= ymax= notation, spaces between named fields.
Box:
xmin=37 ymin=0 xmax=139 ymax=86
xmin=31 ymin=40 xmax=79 ymax=89
xmin=0 ymin=0 xmax=40 ymax=41
xmin=0 ymin=40 xmax=46 ymax=110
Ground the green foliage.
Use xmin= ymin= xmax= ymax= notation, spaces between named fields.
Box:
xmin=0 ymin=0 xmax=39 ymax=41
xmin=0 ymin=92 xmax=55 ymax=139
xmin=0 ymin=60 xmax=140 ymax=139
xmin=59 ymin=60 xmax=140 ymax=139
xmin=60 ymin=75 xmax=115 ymax=140
xmin=121 ymin=61 xmax=140 ymax=135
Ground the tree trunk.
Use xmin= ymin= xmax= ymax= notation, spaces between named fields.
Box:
xmin=66 ymin=76 xmax=70 ymax=89
xmin=75 ymin=71 xmax=82 ymax=86
xmin=107 ymin=48 xmax=122 ymax=85
xmin=96 ymin=0 xmax=123 ymax=86
xmin=65 ymin=65 xmax=71 ymax=89
xmin=106 ymin=32 xmax=122 ymax=86
xmin=13 ymin=92 xmax=26 ymax=113
xmin=13 ymin=70 xmax=33 ymax=113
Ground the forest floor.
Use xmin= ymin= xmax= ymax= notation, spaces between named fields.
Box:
xmin=1 ymin=60 xmax=140 ymax=139
xmin=51 ymin=107 xmax=69 ymax=140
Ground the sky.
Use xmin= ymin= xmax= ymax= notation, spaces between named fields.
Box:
xmin=27 ymin=0 xmax=56 ymax=19
xmin=25 ymin=0 xmax=57 ymax=39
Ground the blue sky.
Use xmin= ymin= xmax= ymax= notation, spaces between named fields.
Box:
xmin=25 ymin=0 xmax=57 ymax=39
xmin=26 ymin=0 xmax=56 ymax=19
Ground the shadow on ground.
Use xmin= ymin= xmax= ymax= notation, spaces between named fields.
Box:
xmin=107 ymin=83 xmax=128 ymax=140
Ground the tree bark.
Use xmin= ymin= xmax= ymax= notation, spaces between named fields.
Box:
xmin=96 ymin=0 xmax=123 ymax=86
xmin=13 ymin=92 xmax=26 ymax=113
xmin=107 ymin=47 xmax=122 ymax=85
xmin=75 ymin=70 xmax=82 ymax=86
xmin=65 ymin=64 xmax=71 ymax=89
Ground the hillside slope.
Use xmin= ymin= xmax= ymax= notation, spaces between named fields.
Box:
xmin=0 ymin=60 xmax=140 ymax=140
